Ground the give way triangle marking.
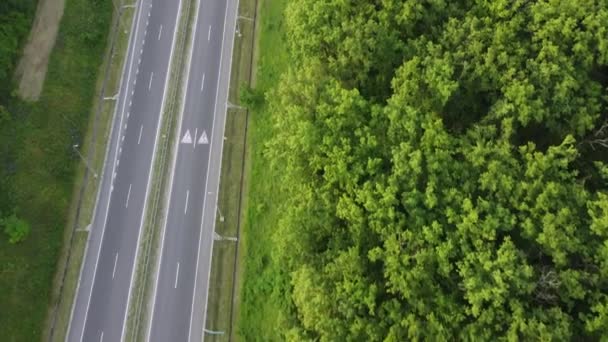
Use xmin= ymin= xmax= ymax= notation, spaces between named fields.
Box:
xmin=181 ymin=130 xmax=192 ymax=144
xmin=198 ymin=130 xmax=209 ymax=145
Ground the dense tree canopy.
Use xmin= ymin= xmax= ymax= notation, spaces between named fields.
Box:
xmin=0 ymin=0 xmax=36 ymax=94
xmin=263 ymin=0 xmax=608 ymax=340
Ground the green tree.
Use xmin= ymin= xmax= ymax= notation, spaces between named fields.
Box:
xmin=240 ymin=84 xmax=265 ymax=110
xmin=254 ymin=0 xmax=608 ymax=340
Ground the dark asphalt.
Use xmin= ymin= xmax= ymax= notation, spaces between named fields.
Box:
xmin=147 ymin=0 xmax=238 ymax=341
xmin=67 ymin=0 xmax=181 ymax=341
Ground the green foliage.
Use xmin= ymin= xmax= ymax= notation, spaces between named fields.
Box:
xmin=0 ymin=0 xmax=37 ymax=93
xmin=237 ymin=1 xmax=294 ymax=341
xmin=242 ymin=0 xmax=608 ymax=340
xmin=0 ymin=0 xmax=111 ymax=340
xmin=1 ymin=213 xmax=30 ymax=244
xmin=240 ymin=84 xmax=264 ymax=110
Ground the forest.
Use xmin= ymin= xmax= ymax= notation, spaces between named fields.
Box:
xmin=0 ymin=1 xmax=36 ymax=96
xmin=252 ymin=0 xmax=608 ymax=340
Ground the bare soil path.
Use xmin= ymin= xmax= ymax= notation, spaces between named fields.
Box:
xmin=14 ymin=0 xmax=65 ymax=101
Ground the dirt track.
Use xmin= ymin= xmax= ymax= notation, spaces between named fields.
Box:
xmin=14 ymin=0 xmax=65 ymax=101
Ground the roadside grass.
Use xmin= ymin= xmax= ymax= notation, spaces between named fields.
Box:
xmin=233 ymin=0 xmax=291 ymax=340
xmin=47 ymin=230 xmax=86 ymax=341
xmin=0 ymin=0 xmax=112 ymax=340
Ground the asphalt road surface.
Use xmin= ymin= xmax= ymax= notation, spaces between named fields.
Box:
xmin=147 ymin=0 xmax=238 ymax=341
xmin=67 ymin=0 xmax=181 ymax=341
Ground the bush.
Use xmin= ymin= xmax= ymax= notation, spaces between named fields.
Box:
xmin=240 ymin=84 xmax=264 ymax=110
xmin=2 ymin=213 xmax=30 ymax=244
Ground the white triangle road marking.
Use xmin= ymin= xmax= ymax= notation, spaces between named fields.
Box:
xmin=181 ymin=129 xmax=192 ymax=144
xmin=198 ymin=130 xmax=209 ymax=144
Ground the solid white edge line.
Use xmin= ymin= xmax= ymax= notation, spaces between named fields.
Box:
xmin=174 ymin=262 xmax=180 ymax=288
xmin=147 ymin=0 xmax=202 ymax=338
xmin=189 ymin=0 xmax=236 ymax=340
xmin=112 ymin=253 xmax=119 ymax=279
xmin=76 ymin=1 xmax=146 ymax=341
xmin=119 ymin=0 xmax=183 ymax=341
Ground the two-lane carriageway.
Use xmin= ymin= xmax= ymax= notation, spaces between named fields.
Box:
xmin=67 ymin=0 xmax=181 ymax=340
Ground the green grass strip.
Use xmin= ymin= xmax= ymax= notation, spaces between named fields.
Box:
xmin=233 ymin=0 xmax=291 ymax=340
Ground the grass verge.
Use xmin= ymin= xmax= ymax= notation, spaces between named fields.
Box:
xmin=45 ymin=231 xmax=86 ymax=341
xmin=0 ymin=0 xmax=115 ymax=341
xmin=44 ymin=3 xmax=137 ymax=341
xmin=201 ymin=0 xmax=292 ymax=340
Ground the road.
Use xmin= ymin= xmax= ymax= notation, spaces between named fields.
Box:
xmin=67 ymin=0 xmax=181 ymax=341
xmin=147 ymin=0 xmax=238 ymax=341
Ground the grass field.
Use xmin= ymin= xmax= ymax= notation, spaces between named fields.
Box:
xmin=0 ymin=0 xmax=112 ymax=340
xmin=234 ymin=0 xmax=292 ymax=340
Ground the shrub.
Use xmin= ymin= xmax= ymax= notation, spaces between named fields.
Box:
xmin=2 ymin=213 xmax=30 ymax=244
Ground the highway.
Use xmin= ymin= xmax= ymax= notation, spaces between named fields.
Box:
xmin=147 ymin=0 xmax=238 ymax=341
xmin=67 ymin=0 xmax=181 ymax=341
